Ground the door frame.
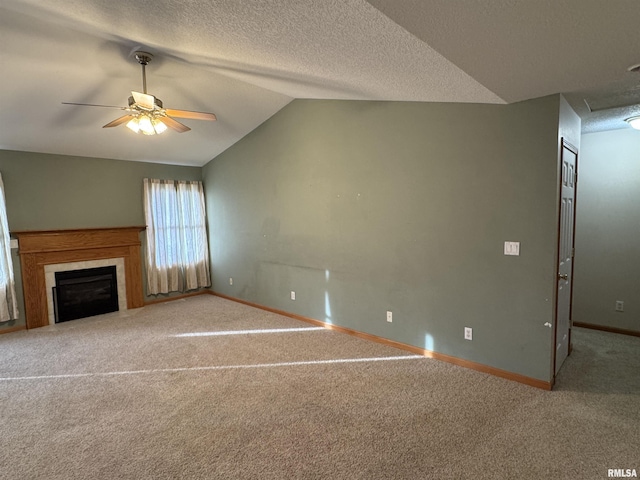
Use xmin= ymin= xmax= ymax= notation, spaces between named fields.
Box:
xmin=552 ymin=138 xmax=579 ymax=379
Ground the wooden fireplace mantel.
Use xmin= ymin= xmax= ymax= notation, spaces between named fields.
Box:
xmin=12 ymin=226 xmax=146 ymax=329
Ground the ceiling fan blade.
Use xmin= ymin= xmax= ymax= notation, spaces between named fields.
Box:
xmin=103 ymin=115 xmax=135 ymax=128
xmin=161 ymin=116 xmax=191 ymax=133
xmin=62 ymin=102 xmax=125 ymax=109
xmin=132 ymin=91 xmax=156 ymax=110
xmin=165 ymin=109 xmax=217 ymax=121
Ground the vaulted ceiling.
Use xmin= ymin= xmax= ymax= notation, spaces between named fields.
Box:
xmin=2 ymin=0 xmax=640 ymax=166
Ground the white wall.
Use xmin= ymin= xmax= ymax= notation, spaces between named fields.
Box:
xmin=573 ymin=129 xmax=640 ymax=333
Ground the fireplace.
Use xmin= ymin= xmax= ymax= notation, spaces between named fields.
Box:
xmin=53 ymin=266 xmax=119 ymax=323
xmin=45 ymin=258 xmax=128 ymax=325
xmin=11 ymin=226 xmax=146 ymax=329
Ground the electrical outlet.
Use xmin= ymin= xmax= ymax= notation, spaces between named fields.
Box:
xmin=615 ymin=300 xmax=624 ymax=312
xmin=464 ymin=327 xmax=473 ymax=341
xmin=291 ymin=291 xmax=296 ymax=301
xmin=386 ymin=311 xmax=393 ymax=323
xmin=504 ymin=241 xmax=520 ymax=256
xmin=229 ymin=277 xmax=233 ymax=286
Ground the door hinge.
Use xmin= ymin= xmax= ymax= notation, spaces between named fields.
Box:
xmin=571 ymin=247 xmax=575 ymax=258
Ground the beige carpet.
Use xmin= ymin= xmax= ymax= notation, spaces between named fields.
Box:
xmin=0 ymin=295 xmax=638 ymax=479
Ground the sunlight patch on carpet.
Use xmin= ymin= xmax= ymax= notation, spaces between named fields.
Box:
xmin=0 ymin=355 xmax=426 ymax=382
xmin=173 ymin=327 xmax=326 ymax=337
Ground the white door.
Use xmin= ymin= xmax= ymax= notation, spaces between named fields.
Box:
xmin=555 ymin=140 xmax=577 ymax=375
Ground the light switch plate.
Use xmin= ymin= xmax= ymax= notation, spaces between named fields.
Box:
xmin=504 ymin=241 xmax=520 ymax=256
xmin=464 ymin=327 xmax=473 ymax=340
xmin=10 ymin=239 xmax=18 ymax=249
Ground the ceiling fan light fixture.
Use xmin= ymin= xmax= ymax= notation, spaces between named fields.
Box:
xmin=126 ymin=117 xmax=141 ymax=134
xmin=124 ymin=113 xmax=168 ymax=136
xmin=153 ymin=118 xmax=168 ymax=134
xmin=625 ymin=116 xmax=640 ymax=130
xmin=138 ymin=115 xmax=155 ymax=135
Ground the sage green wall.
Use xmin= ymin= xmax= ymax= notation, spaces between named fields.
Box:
xmin=0 ymin=150 xmax=201 ymax=230
xmin=203 ymin=97 xmax=565 ymax=382
xmin=0 ymin=150 xmax=202 ymax=330
xmin=573 ymin=129 xmax=640 ymax=333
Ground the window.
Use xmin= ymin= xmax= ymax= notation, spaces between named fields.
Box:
xmin=143 ymin=178 xmax=211 ymax=295
xmin=0 ymin=173 xmax=18 ymax=321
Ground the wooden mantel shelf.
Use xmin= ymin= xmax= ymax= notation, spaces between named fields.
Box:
xmin=11 ymin=226 xmax=146 ymax=253
xmin=12 ymin=226 xmax=147 ymax=329
xmin=11 ymin=226 xmax=146 ymax=235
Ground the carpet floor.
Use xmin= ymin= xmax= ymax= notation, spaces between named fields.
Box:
xmin=0 ymin=295 xmax=638 ymax=479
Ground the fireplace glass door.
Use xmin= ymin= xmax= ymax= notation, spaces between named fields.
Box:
xmin=53 ymin=266 xmax=119 ymax=323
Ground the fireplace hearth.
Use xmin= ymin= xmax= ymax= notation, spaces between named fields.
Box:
xmin=53 ymin=266 xmax=119 ymax=323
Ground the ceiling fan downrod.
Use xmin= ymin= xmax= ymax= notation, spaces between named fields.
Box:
xmin=135 ymin=51 xmax=153 ymax=94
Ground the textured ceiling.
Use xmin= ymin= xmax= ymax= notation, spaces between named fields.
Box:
xmin=368 ymin=0 xmax=640 ymax=135
xmin=2 ymin=0 xmax=640 ymax=166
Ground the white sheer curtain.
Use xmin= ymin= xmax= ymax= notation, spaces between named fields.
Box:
xmin=143 ymin=178 xmax=211 ymax=295
xmin=0 ymin=173 xmax=18 ymax=321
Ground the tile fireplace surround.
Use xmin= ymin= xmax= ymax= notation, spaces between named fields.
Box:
xmin=11 ymin=227 xmax=146 ymax=329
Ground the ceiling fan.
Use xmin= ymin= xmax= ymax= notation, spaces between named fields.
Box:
xmin=63 ymin=51 xmax=216 ymax=135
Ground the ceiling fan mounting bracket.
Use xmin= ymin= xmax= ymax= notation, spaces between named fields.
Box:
xmin=134 ymin=51 xmax=153 ymax=65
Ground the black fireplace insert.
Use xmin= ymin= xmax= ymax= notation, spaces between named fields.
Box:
xmin=53 ymin=266 xmax=119 ymax=323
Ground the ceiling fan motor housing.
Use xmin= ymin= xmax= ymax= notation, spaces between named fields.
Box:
xmin=128 ymin=95 xmax=163 ymax=109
